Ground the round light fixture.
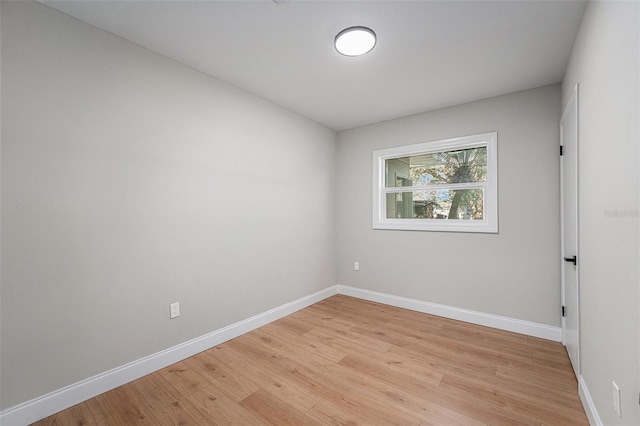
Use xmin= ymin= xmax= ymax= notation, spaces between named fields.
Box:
xmin=334 ymin=26 xmax=376 ymax=57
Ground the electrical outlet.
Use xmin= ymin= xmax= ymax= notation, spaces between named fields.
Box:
xmin=612 ymin=381 xmax=621 ymax=417
xmin=170 ymin=302 xmax=180 ymax=319
xmin=354 ymin=261 xmax=360 ymax=271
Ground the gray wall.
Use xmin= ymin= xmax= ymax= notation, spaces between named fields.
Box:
xmin=336 ymin=85 xmax=561 ymax=326
xmin=0 ymin=1 xmax=337 ymax=408
xmin=561 ymin=1 xmax=639 ymax=424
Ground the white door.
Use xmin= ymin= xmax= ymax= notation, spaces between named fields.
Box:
xmin=560 ymin=84 xmax=580 ymax=377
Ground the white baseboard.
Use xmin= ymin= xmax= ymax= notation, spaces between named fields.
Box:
xmin=337 ymin=285 xmax=562 ymax=342
xmin=579 ymin=375 xmax=603 ymax=426
xmin=0 ymin=286 xmax=338 ymax=426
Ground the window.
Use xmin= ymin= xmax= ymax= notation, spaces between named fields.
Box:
xmin=373 ymin=132 xmax=498 ymax=233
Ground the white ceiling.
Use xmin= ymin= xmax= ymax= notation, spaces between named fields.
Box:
xmin=42 ymin=0 xmax=586 ymax=131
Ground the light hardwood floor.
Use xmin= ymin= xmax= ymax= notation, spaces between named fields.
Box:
xmin=32 ymin=295 xmax=588 ymax=425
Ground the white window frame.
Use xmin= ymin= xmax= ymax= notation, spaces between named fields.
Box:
xmin=372 ymin=132 xmax=498 ymax=233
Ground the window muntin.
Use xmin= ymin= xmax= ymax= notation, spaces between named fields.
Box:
xmin=373 ymin=133 xmax=497 ymax=233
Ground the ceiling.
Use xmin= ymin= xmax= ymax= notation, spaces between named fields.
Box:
xmin=42 ymin=0 xmax=586 ymax=131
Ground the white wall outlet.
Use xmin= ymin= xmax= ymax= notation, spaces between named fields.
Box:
xmin=612 ymin=381 xmax=621 ymax=417
xmin=170 ymin=302 xmax=180 ymax=319
xmin=354 ymin=261 xmax=360 ymax=271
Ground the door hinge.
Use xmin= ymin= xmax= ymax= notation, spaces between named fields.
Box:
xmin=562 ymin=306 xmax=566 ymax=317
xmin=560 ymin=145 xmax=564 ymax=156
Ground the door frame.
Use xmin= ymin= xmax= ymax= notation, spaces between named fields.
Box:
xmin=560 ymin=84 xmax=580 ymax=375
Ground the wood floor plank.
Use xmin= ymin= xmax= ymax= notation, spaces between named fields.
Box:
xmin=269 ymin=314 xmax=314 ymax=336
xmin=527 ymin=335 xmax=567 ymax=351
xmin=293 ymin=308 xmax=358 ymax=331
xmin=352 ymin=323 xmax=535 ymax=367
xmin=532 ymin=348 xmax=574 ymax=369
xmin=451 ymin=363 xmax=585 ymax=414
xmin=129 ymin=374 xmax=205 ymax=425
xmin=225 ymin=334 xmax=425 ymax=425
xmin=318 ymin=353 xmax=543 ymax=426
xmin=495 ymin=363 xmax=577 ymax=391
xmin=59 ymin=398 xmax=108 ymax=425
xmin=30 ymin=295 xmax=588 ymax=426
xmin=287 ymin=363 xmax=424 ymax=425
xmin=303 ymin=327 xmax=394 ymax=355
xmin=338 ymin=342 xmax=445 ymax=385
xmin=210 ymin=339 xmax=323 ymax=414
xmin=439 ymin=319 xmax=529 ymax=344
xmin=306 ymin=300 xmax=400 ymax=331
xmin=338 ymin=354 xmax=443 ymax=391
xmin=94 ymin=383 xmax=160 ymax=425
xmin=329 ymin=297 xmax=538 ymax=361
xmin=438 ymin=372 xmax=588 ymax=424
xmin=31 ymin=398 xmax=108 ymax=426
xmin=321 ymin=363 xmax=484 ymax=426
xmin=305 ymin=353 xmax=537 ymax=426
xmin=184 ymin=351 xmax=260 ymax=402
xmin=252 ymin=325 xmax=347 ymax=365
xmin=158 ymin=360 xmax=212 ymax=398
xmin=387 ymin=339 xmax=499 ymax=378
xmin=239 ymin=389 xmax=320 ymax=426
xmin=183 ymin=384 xmax=267 ymax=425
xmin=305 ymin=397 xmax=384 ymax=425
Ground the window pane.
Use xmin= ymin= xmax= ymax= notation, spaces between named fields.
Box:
xmin=385 ymin=158 xmax=412 ymax=188
xmin=385 ymin=146 xmax=487 ymax=188
xmin=386 ymin=189 xmax=484 ymax=220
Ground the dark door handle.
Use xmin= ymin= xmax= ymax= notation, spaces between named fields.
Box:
xmin=564 ymin=256 xmax=577 ymax=265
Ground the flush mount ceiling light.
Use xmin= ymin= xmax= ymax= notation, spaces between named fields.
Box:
xmin=334 ymin=26 xmax=376 ymax=57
